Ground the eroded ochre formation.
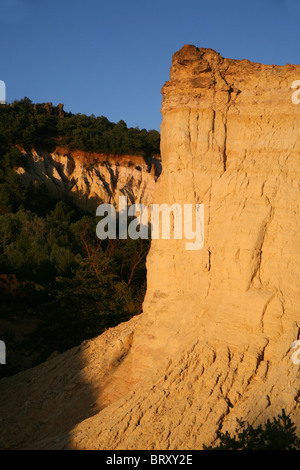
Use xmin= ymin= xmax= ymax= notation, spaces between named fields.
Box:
xmin=16 ymin=146 xmax=159 ymax=211
xmin=0 ymin=45 xmax=299 ymax=450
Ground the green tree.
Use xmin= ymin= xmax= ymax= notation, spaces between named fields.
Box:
xmin=0 ymin=171 xmax=28 ymax=213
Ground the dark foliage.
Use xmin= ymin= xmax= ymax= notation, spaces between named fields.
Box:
xmin=203 ymin=409 xmax=300 ymax=450
xmin=0 ymin=98 xmax=160 ymax=156
xmin=0 ymin=203 xmax=150 ymax=377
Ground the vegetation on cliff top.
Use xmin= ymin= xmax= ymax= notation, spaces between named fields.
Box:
xmin=0 ymin=97 xmax=160 ymax=156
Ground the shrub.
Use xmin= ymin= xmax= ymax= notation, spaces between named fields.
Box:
xmin=203 ymin=409 xmax=300 ymax=450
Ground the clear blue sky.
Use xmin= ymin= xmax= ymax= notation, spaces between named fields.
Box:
xmin=0 ymin=0 xmax=299 ymax=131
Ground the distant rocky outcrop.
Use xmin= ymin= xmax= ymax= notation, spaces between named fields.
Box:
xmin=16 ymin=146 xmax=161 ymax=211
xmin=0 ymin=45 xmax=299 ymax=450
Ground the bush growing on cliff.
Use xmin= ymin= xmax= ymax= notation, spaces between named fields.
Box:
xmin=203 ymin=409 xmax=300 ymax=450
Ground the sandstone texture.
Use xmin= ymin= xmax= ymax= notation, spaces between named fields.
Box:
xmin=16 ymin=146 xmax=159 ymax=211
xmin=0 ymin=45 xmax=299 ymax=450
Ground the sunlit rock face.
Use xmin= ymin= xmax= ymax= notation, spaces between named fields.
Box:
xmin=16 ymin=146 xmax=160 ymax=211
xmin=1 ymin=46 xmax=299 ymax=450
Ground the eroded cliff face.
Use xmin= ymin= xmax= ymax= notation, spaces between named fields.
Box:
xmin=16 ymin=146 xmax=160 ymax=211
xmin=0 ymin=46 xmax=299 ymax=450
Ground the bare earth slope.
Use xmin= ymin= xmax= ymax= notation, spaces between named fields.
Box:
xmin=0 ymin=45 xmax=299 ymax=449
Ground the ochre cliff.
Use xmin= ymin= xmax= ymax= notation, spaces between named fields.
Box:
xmin=16 ymin=146 xmax=160 ymax=211
xmin=0 ymin=45 xmax=299 ymax=450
